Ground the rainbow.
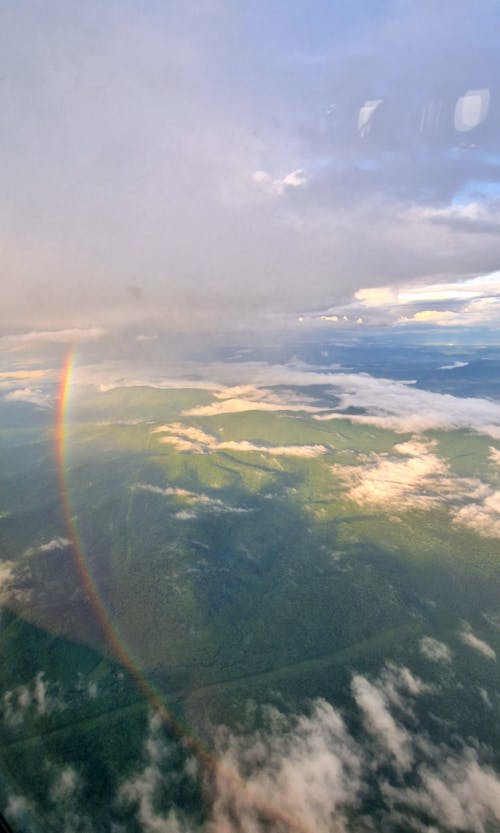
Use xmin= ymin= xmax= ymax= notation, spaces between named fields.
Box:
xmin=55 ymin=347 xmax=314 ymax=833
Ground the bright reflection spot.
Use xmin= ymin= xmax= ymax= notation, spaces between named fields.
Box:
xmin=454 ymin=88 xmax=490 ymax=132
xmin=358 ymin=99 xmax=383 ymax=137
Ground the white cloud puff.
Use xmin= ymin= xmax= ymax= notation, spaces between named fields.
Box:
xmin=419 ymin=637 xmax=452 ymax=663
xmin=24 ymin=537 xmax=71 ymax=557
xmin=459 ymin=625 xmax=496 ymax=661
xmin=453 ymin=490 xmax=500 ymax=538
xmin=333 ymin=438 xmax=454 ymax=510
xmin=4 ymin=388 xmax=52 ymax=408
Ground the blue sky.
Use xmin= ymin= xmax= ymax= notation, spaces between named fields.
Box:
xmin=0 ymin=0 xmax=499 ymax=336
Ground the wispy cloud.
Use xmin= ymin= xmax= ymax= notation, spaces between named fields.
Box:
xmin=1 ymin=328 xmax=106 ymax=348
xmin=133 ymin=483 xmax=250 ymax=514
xmin=153 ymin=423 xmax=328 ymax=458
xmin=24 ymin=537 xmax=71 ymax=557
xmin=459 ymin=624 xmax=496 ymax=661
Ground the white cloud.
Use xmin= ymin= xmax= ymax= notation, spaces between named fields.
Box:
xmin=489 ymin=446 xmax=500 ymax=467
xmin=24 ymin=537 xmax=71 ymax=557
xmin=453 ymin=490 xmax=500 ymax=538
xmin=333 ymin=439 xmax=452 ymax=511
xmin=119 ymin=712 xmax=191 ymax=833
xmin=153 ymin=422 xmax=327 ymax=458
xmin=419 ymin=637 xmax=452 ymax=663
xmin=184 ymin=396 xmax=320 ymax=417
xmin=459 ymin=625 xmax=496 ymax=661
xmin=312 ymin=372 xmax=500 ymax=438
xmin=351 ymin=675 xmax=413 ymax=771
xmin=252 ymin=168 xmax=307 ymax=197
xmin=356 ymin=270 xmax=500 ymax=308
xmin=4 ymin=387 xmax=52 ymax=408
xmin=209 ymin=699 xmax=363 ymax=833
xmin=384 ymin=751 xmax=500 ymax=833
xmin=2 ymin=672 xmax=65 ymax=728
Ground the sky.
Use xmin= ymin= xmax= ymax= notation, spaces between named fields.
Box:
xmin=1 ymin=0 xmax=500 ymax=338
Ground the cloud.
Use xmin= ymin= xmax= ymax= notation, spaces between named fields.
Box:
xmin=333 ymin=438 xmax=452 ymax=511
xmin=2 ymin=1 xmax=500 ymax=333
xmin=8 ymin=659 xmax=500 ymax=832
xmin=153 ymin=422 xmax=328 ymax=458
xmin=0 ymin=328 xmax=106 ymax=347
xmin=184 ymin=394 xmax=321 ymax=417
xmin=332 ymin=436 xmax=500 ymax=536
xmin=453 ymin=489 xmax=500 ymax=538
xmin=419 ymin=637 xmax=452 ymax=664
xmin=352 ymin=674 xmax=411 ymax=770
xmin=312 ymin=269 xmax=500 ymax=330
xmin=0 ymin=369 xmax=50 ymax=381
xmin=383 ymin=751 xmax=500 ymax=833
xmin=24 ymin=537 xmax=71 ymax=557
xmin=4 ymin=388 xmax=52 ymax=408
xmin=200 ymin=663 xmax=499 ymax=833
xmin=489 ymin=447 xmax=500 ymax=467
xmin=312 ymin=372 xmax=500 ymax=438
xmin=459 ymin=625 xmax=496 ymax=661
xmin=2 ymin=672 xmax=65 ymax=728
xmin=118 ymin=712 xmax=192 ymax=833
xmin=440 ymin=361 xmax=469 ymax=370
xmin=208 ymin=699 xmax=363 ymax=833
xmin=133 ymin=483 xmax=251 ymax=514
xmin=0 ymin=561 xmax=17 ymax=606
xmin=251 ymin=168 xmax=307 ymax=197
xmin=62 ymin=360 xmax=500 ymax=441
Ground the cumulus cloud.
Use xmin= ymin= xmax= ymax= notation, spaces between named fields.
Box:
xmin=208 ymin=699 xmax=363 ymax=833
xmin=453 ymin=489 xmax=500 ymax=538
xmin=459 ymin=625 xmax=496 ymax=661
xmin=419 ymin=637 xmax=452 ymax=664
xmin=163 ymin=663 xmax=500 ymax=833
xmin=153 ymin=422 xmax=328 ymax=458
xmin=333 ymin=438 xmax=451 ymax=511
xmin=7 ymin=661 xmax=500 ymax=833
xmin=333 ymin=436 xmax=500 ymax=535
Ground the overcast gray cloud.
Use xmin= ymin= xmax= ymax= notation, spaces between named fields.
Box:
xmin=0 ymin=1 xmax=499 ymax=333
